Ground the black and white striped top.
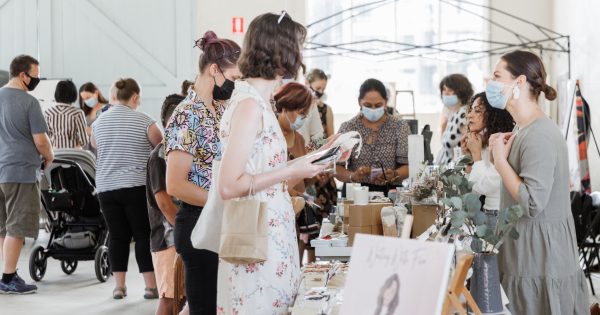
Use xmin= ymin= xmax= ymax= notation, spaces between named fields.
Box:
xmin=44 ymin=103 xmax=88 ymax=149
xmin=92 ymin=104 xmax=155 ymax=193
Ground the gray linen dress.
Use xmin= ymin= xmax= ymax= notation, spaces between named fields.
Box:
xmin=498 ymin=117 xmax=589 ymax=315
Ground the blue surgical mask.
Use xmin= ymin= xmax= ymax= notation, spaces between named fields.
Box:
xmin=84 ymin=97 xmax=98 ymax=108
xmin=442 ymin=95 xmax=458 ymax=107
xmin=361 ymin=106 xmax=385 ymax=122
xmin=485 ymin=80 xmax=518 ymax=110
xmin=286 ymin=112 xmax=305 ymax=130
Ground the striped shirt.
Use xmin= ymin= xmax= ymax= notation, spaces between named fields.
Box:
xmin=92 ymin=104 xmax=156 ymax=193
xmin=44 ymin=103 xmax=88 ymax=149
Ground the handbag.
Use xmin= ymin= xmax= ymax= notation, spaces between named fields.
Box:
xmin=297 ymin=203 xmax=321 ymax=235
xmin=219 ymin=175 xmax=269 ymax=264
xmin=190 ymin=160 xmax=224 ymax=253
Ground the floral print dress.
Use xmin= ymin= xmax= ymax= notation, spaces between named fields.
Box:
xmin=217 ymin=81 xmax=300 ymax=315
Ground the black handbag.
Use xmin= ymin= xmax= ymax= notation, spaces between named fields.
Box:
xmin=297 ymin=203 xmax=321 ymax=235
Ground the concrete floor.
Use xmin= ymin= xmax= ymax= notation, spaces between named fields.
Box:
xmin=2 ymin=231 xmax=600 ymax=315
xmin=0 ymin=233 xmax=157 ymax=315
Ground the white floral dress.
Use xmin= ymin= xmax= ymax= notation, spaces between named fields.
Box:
xmin=217 ymin=81 xmax=300 ymax=315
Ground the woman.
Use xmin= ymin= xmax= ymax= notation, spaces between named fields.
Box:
xmin=435 ymin=74 xmax=473 ymax=165
xmin=461 ymin=92 xmax=515 ymax=228
xmin=216 ymin=12 xmax=330 ymax=314
xmin=374 ymin=274 xmax=400 ymax=315
xmin=164 ymin=31 xmax=241 ymax=315
xmin=274 ymin=82 xmax=318 ymax=264
xmin=489 ymin=50 xmax=588 ymax=314
xmin=44 ymin=80 xmax=88 ymax=149
xmin=79 ymin=82 xmax=110 ymax=133
xmin=335 ymin=78 xmax=410 ymax=195
xmin=91 ymin=78 xmax=163 ymax=299
xmin=306 ymin=68 xmax=338 ymax=215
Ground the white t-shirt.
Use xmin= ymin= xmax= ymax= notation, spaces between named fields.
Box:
xmin=468 ymin=148 xmax=501 ymax=210
xmin=297 ymin=103 xmax=324 ymax=144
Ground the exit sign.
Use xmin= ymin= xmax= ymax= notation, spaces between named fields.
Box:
xmin=232 ymin=17 xmax=244 ymax=33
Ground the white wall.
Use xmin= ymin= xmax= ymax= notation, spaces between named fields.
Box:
xmin=553 ymin=0 xmax=600 ymax=190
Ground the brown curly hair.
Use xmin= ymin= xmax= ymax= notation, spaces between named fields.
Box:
xmin=238 ymin=12 xmax=306 ymax=79
xmin=470 ymin=92 xmax=515 ymax=147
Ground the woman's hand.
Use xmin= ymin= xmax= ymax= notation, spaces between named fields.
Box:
xmin=491 ymin=132 xmax=515 ymax=165
xmin=373 ymin=169 xmax=396 ymax=186
xmin=466 ymin=132 xmax=483 ymax=161
xmin=350 ymin=166 xmax=371 ymax=183
xmin=460 ymin=133 xmax=469 ymax=155
xmin=288 ymin=155 xmax=330 ymax=180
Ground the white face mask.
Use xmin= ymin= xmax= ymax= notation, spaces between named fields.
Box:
xmin=361 ymin=106 xmax=385 ymax=122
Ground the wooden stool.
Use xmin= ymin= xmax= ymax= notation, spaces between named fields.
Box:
xmin=442 ymin=253 xmax=482 ymax=315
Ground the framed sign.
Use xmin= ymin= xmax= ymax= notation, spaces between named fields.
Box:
xmin=341 ymin=235 xmax=454 ymax=315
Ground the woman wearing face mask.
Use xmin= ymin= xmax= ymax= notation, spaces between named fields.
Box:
xmin=435 ymin=74 xmax=474 ymax=165
xmin=79 ymin=82 xmax=110 ymax=134
xmin=487 ymin=50 xmax=588 ymax=314
xmin=91 ymin=77 xmax=163 ymax=300
xmin=460 ymin=92 xmax=514 ymax=229
xmin=164 ymin=31 xmax=241 ymax=315
xmin=336 ymin=78 xmax=410 ymax=195
xmin=306 ymin=69 xmax=338 ymax=217
xmin=274 ymin=82 xmax=318 ymax=264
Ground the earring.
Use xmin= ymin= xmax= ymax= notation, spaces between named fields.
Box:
xmin=513 ymin=85 xmax=520 ymax=100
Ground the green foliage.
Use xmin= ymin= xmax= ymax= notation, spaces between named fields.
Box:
xmin=440 ymin=160 xmax=523 ymax=253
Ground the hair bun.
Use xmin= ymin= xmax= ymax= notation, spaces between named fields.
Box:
xmin=115 ymin=79 xmax=127 ymax=89
xmin=543 ymin=84 xmax=557 ymax=101
xmin=199 ymin=31 xmax=218 ymax=51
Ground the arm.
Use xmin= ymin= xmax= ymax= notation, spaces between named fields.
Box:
xmin=147 ymin=123 xmax=163 ymax=147
xmin=493 ymin=132 xmax=556 ymax=217
xmin=33 ymin=133 xmax=54 ymax=169
xmin=75 ymin=111 xmax=89 ymax=148
xmin=154 ymin=191 xmax=178 ymax=225
xmin=219 ymin=99 xmax=326 ymax=200
xmin=325 ymin=105 xmax=335 ymax=138
xmin=440 ymin=116 xmax=448 ymax=136
xmin=165 ymin=150 xmax=208 ymax=207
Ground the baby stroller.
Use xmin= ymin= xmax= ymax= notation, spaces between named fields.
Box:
xmin=29 ymin=149 xmax=111 ymax=283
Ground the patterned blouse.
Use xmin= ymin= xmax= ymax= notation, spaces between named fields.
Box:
xmin=164 ymin=90 xmax=225 ymax=189
xmin=337 ymin=114 xmax=410 ymax=185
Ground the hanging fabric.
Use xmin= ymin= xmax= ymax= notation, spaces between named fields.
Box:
xmin=575 ymin=80 xmax=592 ymax=194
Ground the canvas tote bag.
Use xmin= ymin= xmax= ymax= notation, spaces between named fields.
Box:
xmin=219 ymin=175 xmax=268 ymax=264
xmin=190 ymin=160 xmax=224 ymax=253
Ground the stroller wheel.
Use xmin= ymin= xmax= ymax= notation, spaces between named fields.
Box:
xmin=60 ymin=259 xmax=78 ymax=275
xmin=29 ymin=246 xmax=47 ymax=282
xmin=95 ymin=245 xmax=110 ymax=283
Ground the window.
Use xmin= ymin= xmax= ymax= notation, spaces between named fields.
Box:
xmin=305 ymin=0 xmax=489 ymax=121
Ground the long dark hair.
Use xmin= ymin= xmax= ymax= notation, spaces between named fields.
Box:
xmin=470 ymin=92 xmax=515 ymax=147
xmin=78 ymin=82 xmax=108 ymax=116
xmin=374 ymin=274 xmax=400 ymax=315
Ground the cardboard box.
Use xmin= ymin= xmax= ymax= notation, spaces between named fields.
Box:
xmin=348 ymin=203 xmax=392 ymax=227
xmin=411 ymin=204 xmax=439 ymax=238
xmin=348 ymin=226 xmax=371 ymax=246
xmin=347 ymin=224 xmax=384 ymax=246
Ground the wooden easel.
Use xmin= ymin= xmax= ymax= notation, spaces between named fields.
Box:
xmin=442 ymin=254 xmax=482 ymax=315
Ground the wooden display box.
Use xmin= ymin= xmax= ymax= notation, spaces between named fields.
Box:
xmin=411 ymin=204 xmax=439 ymax=238
xmin=348 ymin=203 xmax=392 ymax=227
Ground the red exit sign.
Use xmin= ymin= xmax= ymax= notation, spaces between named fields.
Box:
xmin=232 ymin=17 xmax=244 ymax=33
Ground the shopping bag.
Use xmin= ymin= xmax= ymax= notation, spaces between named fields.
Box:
xmin=190 ymin=160 xmax=224 ymax=253
xmin=219 ymin=196 xmax=268 ymax=264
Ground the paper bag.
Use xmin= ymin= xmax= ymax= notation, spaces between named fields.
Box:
xmin=219 ymin=198 xmax=268 ymax=264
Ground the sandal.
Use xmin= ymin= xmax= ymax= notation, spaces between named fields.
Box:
xmin=144 ymin=287 xmax=159 ymax=299
xmin=113 ymin=286 xmax=127 ymax=299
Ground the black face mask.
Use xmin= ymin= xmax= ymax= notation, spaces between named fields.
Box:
xmin=24 ymin=73 xmax=40 ymax=91
xmin=213 ymin=76 xmax=234 ymax=100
